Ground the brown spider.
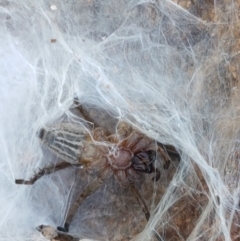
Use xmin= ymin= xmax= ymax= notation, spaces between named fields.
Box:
xmin=15 ymin=99 xmax=179 ymax=238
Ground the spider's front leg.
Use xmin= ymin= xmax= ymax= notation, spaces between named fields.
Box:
xmin=57 ymin=165 xmax=113 ymax=233
xmin=15 ymin=161 xmax=74 ymax=185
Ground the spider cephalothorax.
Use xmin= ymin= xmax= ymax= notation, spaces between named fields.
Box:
xmin=15 ymin=99 xmax=179 ymax=237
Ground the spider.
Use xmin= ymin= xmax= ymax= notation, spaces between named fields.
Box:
xmin=15 ymin=98 xmax=179 ymax=238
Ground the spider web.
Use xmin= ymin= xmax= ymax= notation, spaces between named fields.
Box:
xmin=0 ymin=0 xmax=240 ymax=240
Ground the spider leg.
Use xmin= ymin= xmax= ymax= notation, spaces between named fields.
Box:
xmin=15 ymin=162 xmax=75 ymax=185
xmin=157 ymin=143 xmax=172 ymax=169
xmin=58 ymin=166 xmax=112 ymax=232
xmin=73 ymin=97 xmax=98 ymax=127
xmin=37 ymin=225 xmax=79 ymax=241
xmin=145 ymin=151 xmax=161 ymax=181
xmin=165 ymin=147 xmax=181 ymax=161
xmin=151 ymin=166 xmax=161 ymax=181
xmin=73 ymin=98 xmax=113 ymax=139
xmin=130 ymin=184 xmax=150 ymax=221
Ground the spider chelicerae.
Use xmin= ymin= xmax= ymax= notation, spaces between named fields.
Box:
xmin=15 ymin=98 xmax=179 ymax=240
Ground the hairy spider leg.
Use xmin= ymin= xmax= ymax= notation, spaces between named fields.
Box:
xmin=157 ymin=144 xmax=172 ymax=169
xmin=73 ymin=98 xmax=97 ymax=126
xmin=130 ymin=184 xmax=150 ymax=220
xmin=164 ymin=146 xmax=181 ymax=161
xmin=73 ymin=98 xmax=111 ymax=137
xmin=151 ymin=166 xmax=161 ymax=181
xmin=146 ymin=150 xmax=161 ymax=181
xmin=37 ymin=225 xmax=79 ymax=241
xmin=58 ymin=174 xmax=151 ymax=233
xmin=15 ymin=162 xmax=74 ymax=185
xmin=58 ymin=166 xmax=113 ymax=232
